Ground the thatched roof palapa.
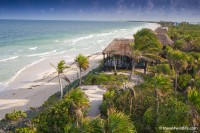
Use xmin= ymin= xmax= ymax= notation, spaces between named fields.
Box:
xmin=154 ymin=27 xmax=168 ymax=34
xmin=154 ymin=27 xmax=174 ymax=46
xmin=102 ymin=38 xmax=133 ymax=57
xmin=156 ymin=33 xmax=174 ymax=46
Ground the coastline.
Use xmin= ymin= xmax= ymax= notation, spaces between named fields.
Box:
xmin=0 ymin=22 xmax=160 ymax=119
xmin=0 ymin=52 xmax=103 ymax=119
xmin=0 ymin=22 xmax=159 ymax=89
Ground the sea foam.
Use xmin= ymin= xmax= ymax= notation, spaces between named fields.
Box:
xmin=72 ymin=35 xmax=94 ymax=43
xmin=0 ymin=56 xmax=18 ymax=62
xmin=96 ymin=32 xmax=113 ymax=37
xmin=27 ymin=50 xmax=57 ymax=57
xmin=3 ymin=58 xmax=46 ymax=86
xmin=29 ymin=47 xmax=38 ymax=50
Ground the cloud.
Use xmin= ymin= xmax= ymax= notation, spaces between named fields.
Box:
xmin=49 ymin=8 xmax=54 ymax=12
xmin=146 ymin=0 xmax=154 ymax=12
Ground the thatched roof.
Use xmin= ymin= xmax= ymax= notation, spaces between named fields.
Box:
xmin=154 ymin=27 xmax=168 ymax=34
xmin=102 ymin=38 xmax=133 ymax=57
xmin=156 ymin=33 xmax=174 ymax=46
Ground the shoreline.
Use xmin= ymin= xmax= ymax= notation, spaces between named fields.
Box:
xmin=0 ymin=50 xmax=103 ymax=91
xmin=0 ymin=52 xmax=103 ymax=119
xmin=0 ymin=22 xmax=159 ymax=90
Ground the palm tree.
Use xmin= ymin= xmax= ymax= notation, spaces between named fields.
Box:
xmin=167 ymin=49 xmax=189 ymax=91
xmin=70 ymin=117 xmax=104 ymax=133
xmin=187 ymin=88 xmax=200 ymax=132
xmin=151 ymin=74 xmax=172 ymax=127
xmin=75 ymin=54 xmax=89 ymax=86
xmin=51 ymin=60 xmax=70 ymax=98
xmin=67 ymin=88 xmax=90 ymax=127
xmin=130 ymin=28 xmax=163 ymax=77
xmin=129 ymin=48 xmax=142 ymax=77
xmin=128 ymin=87 xmax=136 ymax=115
xmin=104 ymin=108 xmax=136 ymax=133
xmin=142 ymin=74 xmax=173 ymax=128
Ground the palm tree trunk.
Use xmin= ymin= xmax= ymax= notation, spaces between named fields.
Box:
xmin=76 ymin=114 xmax=79 ymax=127
xmin=192 ymin=107 xmax=196 ymax=133
xmin=130 ymin=59 xmax=135 ymax=80
xmin=144 ymin=61 xmax=147 ymax=74
xmin=175 ymin=72 xmax=178 ymax=91
xmin=129 ymin=97 xmax=133 ymax=115
xmin=155 ymin=88 xmax=159 ymax=128
xmin=79 ymin=67 xmax=82 ymax=86
xmin=58 ymin=74 xmax=63 ymax=98
xmin=113 ymin=56 xmax=117 ymax=74
xmin=129 ymin=88 xmax=135 ymax=115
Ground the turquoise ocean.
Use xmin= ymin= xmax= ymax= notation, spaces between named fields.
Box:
xmin=0 ymin=20 xmax=158 ymax=89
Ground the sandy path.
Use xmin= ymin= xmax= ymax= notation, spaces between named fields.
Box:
xmin=0 ymin=53 xmax=103 ymax=119
xmin=81 ymin=85 xmax=106 ymax=117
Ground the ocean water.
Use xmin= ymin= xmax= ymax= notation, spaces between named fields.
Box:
xmin=0 ymin=20 xmax=158 ymax=87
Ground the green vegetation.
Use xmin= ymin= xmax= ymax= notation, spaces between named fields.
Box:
xmin=75 ymin=54 xmax=89 ymax=85
xmin=83 ymin=72 xmax=129 ymax=86
xmin=130 ymin=29 xmax=163 ymax=76
xmin=51 ymin=60 xmax=70 ymax=98
xmin=5 ymin=110 xmax=27 ymax=121
xmin=34 ymin=88 xmax=90 ymax=132
xmin=1 ymin=24 xmax=200 ymax=133
xmin=100 ymin=25 xmax=200 ymax=133
xmin=168 ymin=23 xmax=200 ymax=52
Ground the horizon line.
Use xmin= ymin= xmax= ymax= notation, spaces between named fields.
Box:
xmin=0 ymin=18 xmax=199 ymax=23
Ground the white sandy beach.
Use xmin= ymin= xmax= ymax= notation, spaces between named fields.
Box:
xmin=0 ymin=53 xmax=103 ymax=119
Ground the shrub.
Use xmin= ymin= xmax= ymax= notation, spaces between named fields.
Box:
xmin=34 ymin=88 xmax=89 ymax=133
xmin=144 ymin=107 xmax=156 ymax=125
xmin=158 ymin=98 xmax=190 ymax=127
xmin=194 ymin=75 xmax=200 ymax=89
xmin=64 ymin=117 xmax=104 ymax=133
xmin=148 ymin=63 xmax=174 ymax=75
xmin=83 ymin=73 xmax=128 ymax=86
xmin=5 ymin=110 xmax=27 ymax=121
xmin=15 ymin=127 xmax=36 ymax=133
xmin=177 ymin=74 xmax=192 ymax=91
xmin=106 ymin=108 xmax=137 ymax=133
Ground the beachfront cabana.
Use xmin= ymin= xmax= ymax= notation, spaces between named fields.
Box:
xmin=154 ymin=27 xmax=174 ymax=48
xmin=154 ymin=27 xmax=168 ymax=34
xmin=156 ymin=33 xmax=174 ymax=47
xmin=155 ymin=33 xmax=174 ymax=58
xmin=102 ymin=38 xmax=146 ymax=71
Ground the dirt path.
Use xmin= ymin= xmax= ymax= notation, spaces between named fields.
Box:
xmin=81 ymin=85 xmax=106 ymax=117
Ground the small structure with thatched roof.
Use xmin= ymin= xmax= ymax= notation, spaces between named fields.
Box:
xmin=154 ymin=27 xmax=174 ymax=48
xmin=102 ymin=38 xmax=146 ymax=70
xmin=102 ymin=38 xmax=133 ymax=57
xmin=156 ymin=33 xmax=174 ymax=47
xmin=154 ymin=27 xmax=168 ymax=34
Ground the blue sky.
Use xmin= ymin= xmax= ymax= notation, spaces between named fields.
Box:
xmin=0 ymin=0 xmax=199 ymax=22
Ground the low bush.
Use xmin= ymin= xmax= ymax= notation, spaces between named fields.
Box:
xmin=83 ymin=73 xmax=128 ymax=86
xmin=15 ymin=127 xmax=36 ymax=133
xmin=177 ymin=74 xmax=192 ymax=91
xmin=5 ymin=110 xmax=27 ymax=121
xmin=34 ymin=88 xmax=89 ymax=133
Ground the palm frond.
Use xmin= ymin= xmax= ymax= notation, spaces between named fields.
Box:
xmin=50 ymin=63 xmax=58 ymax=71
xmin=62 ymin=74 xmax=71 ymax=83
